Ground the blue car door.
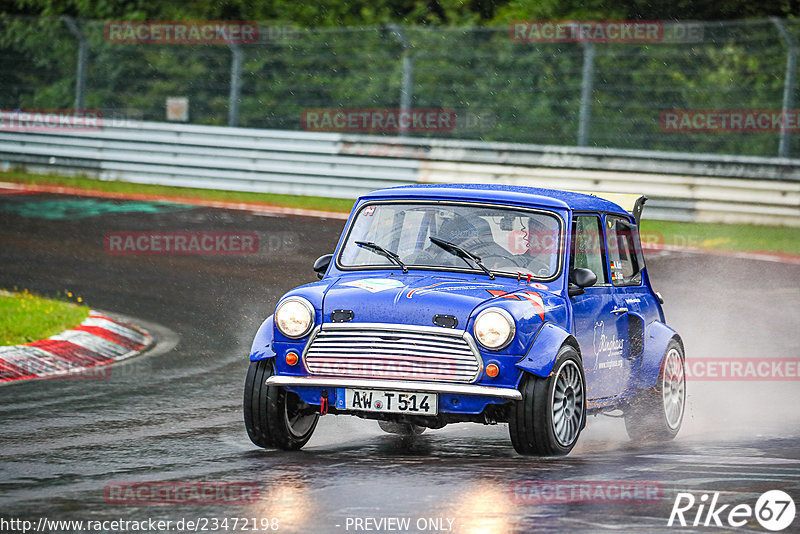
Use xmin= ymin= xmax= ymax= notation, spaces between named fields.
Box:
xmin=569 ymin=214 xmax=631 ymax=400
xmin=604 ymin=215 xmax=650 ymax=397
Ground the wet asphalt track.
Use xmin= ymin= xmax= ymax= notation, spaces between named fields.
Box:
xmin=0 ymin=191 xmax=799 ymax=534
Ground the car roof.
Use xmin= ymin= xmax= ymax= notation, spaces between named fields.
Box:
xmin=359 ymin=183 xmax=630 ymax=214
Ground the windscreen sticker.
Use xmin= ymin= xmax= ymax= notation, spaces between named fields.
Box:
xmin=342 ymin=278 xmax=405 ymax=293
xmin=362 ymin=205 xmax=376 ymax=216
xmin=610 ymin=261 xmax=624 ymax=282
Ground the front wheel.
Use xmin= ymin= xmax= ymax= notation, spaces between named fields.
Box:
xmin=509 ymin=345 xmax=586 ymax=456
xmin=624 ymin=340 xmax=685 ymax=442
xmin=243 ymin=359 xmax=319 ymax=450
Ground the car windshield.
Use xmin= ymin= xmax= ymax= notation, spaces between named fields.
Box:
xmin=339 ymin=202 xmax=562 ymax=279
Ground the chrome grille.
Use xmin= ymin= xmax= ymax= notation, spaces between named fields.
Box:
xmin=303 ymin=323 xmax=482 ymax=383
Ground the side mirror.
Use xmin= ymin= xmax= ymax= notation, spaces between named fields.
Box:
xmin=313 ymin=254 xmax=333 ymax=279
xmin=568 ymin=268 xmax=597 ymax=297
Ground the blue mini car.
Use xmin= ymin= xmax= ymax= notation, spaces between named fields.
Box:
xmin=244 ymin=184 xmax=686 ymax=456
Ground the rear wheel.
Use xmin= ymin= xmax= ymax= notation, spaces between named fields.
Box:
xmin=377 ymin=421 xmax=426 ymax=435
xmin=625 ymin=340 xmax=685 ymax=442
xmin=243 ymin=359 xmax=319 ymax=450
xmin=509 ymin=345 xmax=586 ymax=456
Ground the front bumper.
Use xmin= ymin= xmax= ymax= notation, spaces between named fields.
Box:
xmin=265 ymin=376 xmax=522 ymax=400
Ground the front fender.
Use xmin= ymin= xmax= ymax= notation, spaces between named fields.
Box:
xmin=638 ymin=321 xmax=681 ymax=388
xmin=249 ymin=315 xmax=276 ymax=361
xmin=516 ymin=322 xmax=573 ymax=378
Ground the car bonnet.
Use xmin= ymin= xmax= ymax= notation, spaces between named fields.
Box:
xmin=321 ymin=272 xmax=551 ymax=329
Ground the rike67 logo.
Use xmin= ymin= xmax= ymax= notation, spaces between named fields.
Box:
xmin=669 ymin=490 xmax=796 ymax=531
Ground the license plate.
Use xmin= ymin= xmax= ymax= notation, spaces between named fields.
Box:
xmin=340 ymin=388 xmax=438 ymax=415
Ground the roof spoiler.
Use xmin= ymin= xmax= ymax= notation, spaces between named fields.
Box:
xmin=571 ymin=191 xmax=648 ymax=226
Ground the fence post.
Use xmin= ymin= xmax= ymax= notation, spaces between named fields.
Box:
xmin=772 ymin=18 xmax=797 ymax=158
xmin=228 ymin=42 xmax=244 ymax=127
xmin=387 ymin=24 xmax=413 ymax=136
xmin=62 ymin=16 xmax=87 ymax=110
xmin=577 ymin=42 xmax=595 ymax=147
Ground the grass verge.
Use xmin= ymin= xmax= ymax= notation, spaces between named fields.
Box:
xmin=640 ymin=220 xmax=800 ymax=257
xmin=2 ymin=170 xmax=798 ymax=256
xmin=0 ymin=170 xmax=355 ymax=213
xmin=0 ymin=289 xmax=89 ymax=346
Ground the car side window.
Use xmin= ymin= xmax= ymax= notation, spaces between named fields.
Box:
xmin=606 ymin=216 xmax=644 ymax=286
xmin=570 ymin=215 xmax=607 ymax=285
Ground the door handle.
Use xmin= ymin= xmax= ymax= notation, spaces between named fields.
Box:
xmin=611 ymin=307 xmax=628 ymax=315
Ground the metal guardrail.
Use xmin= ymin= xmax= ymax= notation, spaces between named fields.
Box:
xmin=340 ymin=135 xmax=800 ymax=181
xmin=1 ymin=117 xmax=799 ymax=225
xmin=0 ymin=120 xmax=418 ymax=199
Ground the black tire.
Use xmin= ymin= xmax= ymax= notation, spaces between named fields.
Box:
xmin=243 ymin=359 xmax=319 ymax=450
xmin=377 ymin=421 xmax=426 ymax=435
xmin=625 ymin=339 xmax=685 ymax=442
xmin=509 ymin=345 xmax=586 ymax=456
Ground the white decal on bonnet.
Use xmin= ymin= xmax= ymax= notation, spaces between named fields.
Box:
xmin=342 ymin=278 xmax=405 ymax=293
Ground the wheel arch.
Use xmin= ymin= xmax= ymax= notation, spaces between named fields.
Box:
xmin=250 ymin=315 xmax=277 ymax=361
xmin=637 ymin=321 xmax=683 ymax=389
xmin=516 ymin=322 xmax=581 ymax=379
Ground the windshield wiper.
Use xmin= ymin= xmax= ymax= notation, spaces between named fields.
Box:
xmin=429 ymin=236 xmax=495 ymax=280
xmin=355 ymin=241 xmax=408 ymax=273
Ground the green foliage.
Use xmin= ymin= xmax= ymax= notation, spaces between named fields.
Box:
xmin=0 ymin=0 xmax=509 ymax=26
xmin=493 ymin=0 xmax=627 ymax=22
xmin=4 ymin=0 xmax=799 ymax=25
xmin=2 ymin=1 xmax=800 ymax=156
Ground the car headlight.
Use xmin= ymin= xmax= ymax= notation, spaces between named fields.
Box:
xmin=275 ymin=297 xmax=315 ymax=339
xmin=474 ymin=308 xmax=515 ymax=350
